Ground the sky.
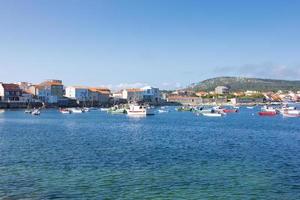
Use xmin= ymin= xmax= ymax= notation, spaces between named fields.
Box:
xmin=0 ymin=0 xmax=300 ymax=89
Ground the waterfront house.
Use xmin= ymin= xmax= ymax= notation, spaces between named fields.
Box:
xmin=0 ymin=83 xmax=22 ymax=101
xmin=88 ymin=87 xmax=111 ymax=104
xmin=122 ymin=88 xmax=144 ymax=103
xmin=37 ymin=80 xmax=64 ymax=104
xmin=141 ymin=86 xmax=161 ymax=104
xmin=65 ymin=86 xmax=90 ymax=102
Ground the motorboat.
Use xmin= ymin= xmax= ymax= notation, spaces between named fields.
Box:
xmin=246 ymin=106 xmax=254 ymax=109
xmin=100 ymin=108 xmax=109 ymax=112
xmin=70 ymin=108 xmax=83 ymax=113
xmin=258 ymin=111 xmax=277 ymax=116
xmin=31 ymin=109 xmax=40 ymax=115
xmin=126 ymin=105 xmax=154 ymax=116
xmin=202 ymin=112 xmax=224 ymax=117
xmin=82 ymin=107 xmax=90 ymax=112
xmin=223 ymin=108 xmax=239 ymax=113
xmin=261 ymin=105 xmax=278 ymax=113
xmin=60 ymin=108 xmax=71 ymax=114
xmin=24 ymin=109 xmax=32 ymax=114
xmin=158 ymin=109 xmax=168 ymax=113
xmin=107 ymin=107 xmax=126 ymax=114
xmin=282 ymin=112 xmax=300 ymax=118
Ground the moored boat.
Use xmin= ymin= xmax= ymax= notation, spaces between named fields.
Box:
xmin=202 ymin=112 xmax=224 ymax=117
xmin=258 ymin=111 xmax=277 ymax=116
xmin=108 ymin=107 xmax=126 ymax=114
xmin=223 ymin=109 xmax=238 ymax=113
xmin=60 ymin=108 xmax=71 ymax=114
xmin=70 ymin=108 xmax=83 ymax=113
xmin=31 ymin=109 xmax=41 ymax=115
xmin=100 ymin=108 xmax=109 ymax=112
xmin=24 ymin=109 xmax=33 ymax=114
xmin=158 ymin=109 xmax=168 ymax=113
xmin=282 ymin=112 xmax=300 ymax=118
xmin=126 ymin=105 xmax=154 ymax=116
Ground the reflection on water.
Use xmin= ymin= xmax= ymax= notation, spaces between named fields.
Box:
xmin=0 ymin=107 xmax=300 ymax=199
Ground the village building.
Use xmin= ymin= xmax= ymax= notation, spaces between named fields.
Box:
xmin=37 ymin=80 xmax=64 ymax=104
xmin=122 ymin=88 xmax=144 ymax=102
xmin=215 ymin=86 xmax=229 ymax=95
xmin=65 ymin=86 xmax=90 ymax=102
xmin=141 ymin=86 xmax=161 ymax=103
xmin=0 ymin=83 xmax=22 ymax=101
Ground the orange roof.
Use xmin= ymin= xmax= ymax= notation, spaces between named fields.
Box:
xmin=89 ymin=87 xmax=111 ymax=94
xmin=1 ymin=83 xmax=21 ymax=91
xmin=39 ymin=81 xmax=63 ymax=87
xmin=126 ymin=88 xmax=143 ymax=92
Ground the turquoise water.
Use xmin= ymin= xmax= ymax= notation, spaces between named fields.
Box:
xmin=0 ymin=107 xmax=300 ymax=199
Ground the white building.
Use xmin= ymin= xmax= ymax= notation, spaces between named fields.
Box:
xmin=141 ymin=86 xmax=161 ymax=103
xmin=121 ymin=86 xmax=161 ymax=103
xmin=215 ymin=86 xmax=229 ymax=95
xmin=65 ymin=86 xmax=90 ymax=102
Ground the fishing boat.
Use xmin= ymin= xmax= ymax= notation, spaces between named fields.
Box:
xmin=223 ymin=108 xmax=238 ymax=113
xmin=261 ymin=105 xmax=277 ymax=112
xmin=258 ymin=111 xmax=277 ymax=116
xmin=177 ymin=106 xmax=193 ymax=112
xmin=158 ymin=109 xmax=168 ymax=113
xmin=107 ymin=107 xmax=126 ymax=114
xmin=100 ymin=108 xmax=109 ymax=112
xmin=282 ymin=112 xmax=300 ymax=118
xmin=196 ymin=109 xmax=213 ymax=114
xmin=82 ymin=107 xmax=90 ymax=112
xmin=126 ymin=105 xmax=154 ymax=116
xmin=202 ymin=112 xmax=224 ymax=117
xmin=70 ymin=108 xmax=83 ymax=113
xmin=24 ymin=102 xmax=32 ymax=113
xmin=60 ymin=108 xmax=71 ymax=114
xmin=24 ymin=109 xmax=32 ymax=114
xmin=31 ymin=109 xmax=40 ymax=115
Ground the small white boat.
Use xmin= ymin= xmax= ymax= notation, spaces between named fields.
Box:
xmin=126 ymin=105 xmax=154 ymax=116
xmin=31 ymin=109 xmax=40 ymax=115
xmin=282 ymin=112 xmax=300 ymax=118
xmin=70 ymin=108 xmax=83 ymax=113
xmin=202 ymin=112 xmax=224 ymax=117
xmin=82 ymin=107 xmax=90 ymax=112
xmin=247 ymin=106 xmax=254 ymax=109
xmin=0 ymin=109 xmax=5 ymax=114
xmin=100 ymin=108 xmax=109 ymax=112
xmin=158 ymin=109 xmax=168 ymax=113
xmin=24 ymin=109 xmax=32 ymax=114
xmin=60 ymin=108 xmax=71 ymax=114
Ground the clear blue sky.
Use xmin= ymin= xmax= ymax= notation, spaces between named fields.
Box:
xmin=0 ymin=0 xmax=300 ymax=89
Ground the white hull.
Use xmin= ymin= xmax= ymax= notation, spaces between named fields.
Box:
xmin=282 ymin=113 xmax=300 ymax=118
xmin=31 ymin=109 xmax=40 ymax=115
xmin=202 ymin=113 xmax=223 ymax=117
xmin=126 ymin=105 xmax=154 ymax=116
xmin=70 ymin=108 xmax=83 ymax=113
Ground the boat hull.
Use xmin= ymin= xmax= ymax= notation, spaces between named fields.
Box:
xmin=258 ymin=111 xmax=277 ymax=116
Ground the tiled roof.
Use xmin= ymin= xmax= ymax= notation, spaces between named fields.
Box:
xmin=126 ymin=88 xmax=143 ymax=92
xmin=1 ymin=83 xmax=21 ymax=91
xmin=38 ymin=81 xmax=63 ymax=87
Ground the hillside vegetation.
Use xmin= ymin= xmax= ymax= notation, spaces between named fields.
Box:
xmin=188 ymin=77 xmax=300 ymax=92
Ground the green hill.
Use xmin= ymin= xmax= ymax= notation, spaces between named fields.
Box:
xmin=188 ymin=77 xmax=300 ymax=92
